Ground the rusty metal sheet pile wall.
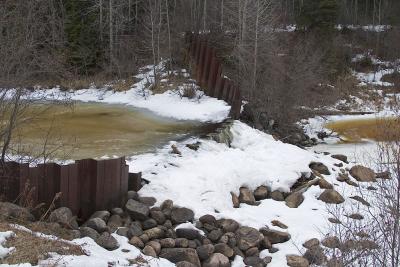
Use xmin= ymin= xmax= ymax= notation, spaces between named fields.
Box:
xmin=187 ymin=34 xmax=242 ymax=119
xmin=0 ymin=157 xmax=141 ymax=219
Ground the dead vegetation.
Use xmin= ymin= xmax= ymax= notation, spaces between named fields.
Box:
xmin=0 ymin=222 xmax=85 ymax=265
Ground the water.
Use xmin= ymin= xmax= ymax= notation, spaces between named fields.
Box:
xmin=8 ymin=102 xmax=214 ymax=160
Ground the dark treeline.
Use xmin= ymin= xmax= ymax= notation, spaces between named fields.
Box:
xmin=1 ymin=0 xmax=399 ymax=131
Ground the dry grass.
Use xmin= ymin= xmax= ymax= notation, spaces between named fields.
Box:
xmin=0 ymin=222 xmax=85 ymax=265
xmin=153 ymin=73 xmax=191 ymax=94
xmin=381 ymin=72 xmax=400 ymax=86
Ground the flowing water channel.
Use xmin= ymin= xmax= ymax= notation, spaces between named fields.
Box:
xmin=9 ymin=102 xmax=214 ymax=160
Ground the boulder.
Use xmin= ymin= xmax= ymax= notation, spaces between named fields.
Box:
xmin=111 ymin=207 xmax=124 ymax=216
xmin=231 ymin=192 xmax=240 ymax=208
xmin=285 ymin=192 xmax=304 ymax=208
xmin=139 ymin=196 xmax=157 ymax=206
xmin=245 ymin=247 xmax=259 ymax=257
xmin=160 ymin=238 xmax=176 ymax=248
xmin=175 ymin=238 xmax=189 ymax=248
xmin=159 ymin=248 xmax=201 ymax=267
xmin=176 ymin=261 xmax=198 ymax=267
xmin=214 ymin=243 xmax=234 ymax=258
xmin=218 ymin=218 xmax=240 ymax=233
xmin=150 ymin=210 xmax=166 ymax=225
xmin=80 ymin=226 xmax=100 ymax=240
xmin=0 ymin=202 xmax=35 ymax=222
xmin=235 ymin=226 xmax=263 ymax=251
xmin=107 ymin=215 xmax=123 ymax=232
xmin=244 ymin=256 xmax=264 ymax=267
xmin=254 ymin=186 xmax=269 ymax=200
xmin=176 ymin=228 xmax=199 ymax=240
xmin=86 ymin=217 xmax=108 ymax=233
xmin=48 ymin=207 xmax=78 ymax=229
xmin=260 ymin=228 xmax=290 ymax=244
xmin=196 ymin=244 xmax=214 ymax=261
xmin=89 ymin=210 xmax=110 ymax=222
xmin=208 ymin=229 xmax=223 ymax=242
xmin=202 ymin=253 xmax=230 ymax=267
xmin=286 ymin=255 xmax=309 ymax=267
xmin=128 ymin=223 xmax=144 ymax=238
xmin=271 ymin=220 xmax=288 ymax=229
xmin=148 ymin=240 xmax=162 ymax=255
xmin=171 ymin=207 xmax=194 ymax=224
xmin=125 ymin=199 xmax=150 ymax=221
xmin=127 ymin=191 xmax=139 ymax=200
xmin=350 ymin=165 xmax=376 ymax=182
xmin=199 ymin=214 xmax=217 ymax=225
xmin=261 ymin=236 xmax=272 ymax=249
xmin=143 ymin=245 xmax=157 ymax=257
xmin=270 ymin=191 xmax=285 ymax=201
xmin=161 ymin=199 xmax=174 ymax=210
xmin=96 ymin=232 xmax=119 ymax=250
xmin=318 ymin=178 xmax=333 ymax=189
xmin=303 ymin=238 xmax=320 ymax=249
xmin=144 ymin=227 xmax=165 ymax=240
xmin=318 ymin=189 xmax=345 ymax=204
xmin=129 ymin=236 xmax=145 ymax=248
xmin=142 ymin=218 xmax=158 ymax=230
xmin=321 ymin=236 xmax=341 ymax=249
xmin=239 ymin=187 xmax=256 ymax=205
xmin=309 ymin=162 xmax=330 ymax=175
xmin=331 ymin=154 xmax=348 ymax=163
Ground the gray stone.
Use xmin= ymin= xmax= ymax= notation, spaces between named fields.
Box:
xmin=270 ymin=191 xmax=285 ymax=201
xmin=236 ymin=226 xmax=263 ymax=251
xmin=96 ymin=232 xmax=119 ymax=250
xmin=318 ymin=189 xmax=345 ymax=204
xmin=322 ymin=236 xmax=341 ymax=249
xmin=349 ymin=196 xmax=371 ymax=207
xmin=0 ymin=202 xmax=35 ymax=222
xmin=175 ymin=238 xmax=189 ymax=248
xmin=331 ymin=154 xmax=348 ymax=163
xmin=303 ymin=238 xmax=320 ymax=249
xmin=159 ymin=248 xmax=201 ymax=267
xmin=285 ymin=192 xmax=304 ymax=208
xmin=128 ymin=223 xmax=144 ymax=238
xmin=202 ymin=253 xmax=230 ymax=267
xmin=160 ymin=238 xmax=176 ymax=248
xmin=214 ymin=243 xmax=234 ymax=258
xmin=143 ymin=245 xmax=157 ymax=257
xmin=176 ymin=228 xmax=199 ymax=240
xmin=150 ymin=210 xmax=166 ymax=225
xmin=304 ymin=246 xmax=327 ymax=265
xmin=176 ymin=261 xmax=197 ymax=267
xmin=144 ymin=227 xmax=165 ymax=240
xmin=171 ymin=207 xmax=194 ymax=224
xmin=188 ymin=240 xmax=197 ymax=249
xmin=245 ymin=247 xmax=259 ymax=257
xmin=239 ymin=187 xmax=256 ymax=205
xmin=89 ymin=210 xmax=110 ymax=222
xmin=86 ymin=217 xmax=108 ymax=233
xmin=116 ymin=227 xmax=129 ymax=237
xmin=48 ymin=207 xmax=78 ymax=229
xmin=199 ymin=214 xmax=217 ymax=225
xmin=350 ymin=165 xmax=376 ymax=182
xmin=218 ymin=218 xmax=240 ymax=233
xmin=271 ymin=220 xmax=288 ymax=229
xmin=208 ymin=229 xmax=223 ymax=242
xmin=161 ymin=199 xmax=174 ymax=210
xmin=127 ymin=191 xmax=139 ymax=200
xmin=254 ymin=186 xmax=269 ymax=200
xmin=318 ymin=178 xmax=334 ymax=189
xmin=80 ymin=226 xmax=100 ymax=240
xmin=129 ymin=236 xmax=144 ymax=248
xmin=260 ymin=228 xmax=291 ymax=244
xmin=196 ymin=244 xmax=214 ymax=261
xmin=261 ymin=236 xmax=272 ymax=249
xmin=231 ymin=192 xmax=240 ymax=208
xmin=139 ymin=196 xmax=157 ymax=206
xmin=111 ymin=207 xmax=124 ymax=216
xmin=148 ymin=240 xmax=162 ymax=255
xmin=125 ymin=199 xmax=150 ymax=221
xmin=107 ymin=215 xmax=123 ymax=232
xmin=142 ymin=218 xmax=158 ymax=230
xmin=286 ymin=255 xmax=309 ymax=267
xmin=309 ymin=162 xmax=330 ymax=175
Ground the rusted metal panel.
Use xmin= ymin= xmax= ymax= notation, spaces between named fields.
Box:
xmin=120 ymin=164 xmax=129 ymax=206
xmin=128 ymin=172 xmax=142 ymax=192
xmin=201 ymin=46 xmax=212 ymax=88
xmin=77 ymin=158 xmax=98 ymax=219
xmin=95 ymin=160 xmax=106 ymax=211
xmin=197 ymin=41 xmax=206 ymax=81
xmin=0 ymin=162 xmax=20 ymax=202
xmin=207 ymin=50 xmax=218 ymax=95
xmin=222 ymin=79 xmax=231 ymax=101
xmin=68 ymin=164 xmax=79 ymax=215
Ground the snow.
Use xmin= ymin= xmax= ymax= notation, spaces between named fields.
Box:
xmin=129 ymin=121 xmax=355 ymax=267
xmin=28 ymin=64 xmax=231 ymax=123
xmin=0 ymin=231 xmax=14 ymax=260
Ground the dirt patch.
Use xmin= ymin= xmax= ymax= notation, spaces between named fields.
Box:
xmin=0 ymin=223 xmax=85 ymax=265
xmin=381 ymin=72 xmax=400 ymax=85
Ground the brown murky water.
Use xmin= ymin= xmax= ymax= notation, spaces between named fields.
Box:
xmin=9 ymin=103 xmax=210 ymax=160
xmin=325 ymin=117 xmax=400 ymax=142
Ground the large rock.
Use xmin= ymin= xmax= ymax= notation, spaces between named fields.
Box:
xmin=199 ymin=214 xmax=217 ymax=225
xmin=260 ymin=228 xmax=291 ymax=244
xmin=143 ymin=245 xmax=157 ymax=257
xmin=176 ymin=228 xmax=199 ymax=240
xmin=107 ymin=215 xmax=123 ymax=232
xmin=89 ymin=210 xmax=110 ymax=222
xmin=139 ymin=196 xmax=157 ymax=206
xmin=86 ymin=217 xmax=108 ymax=233
xmin=270 ymin=191 xmax=285 ymax=201
xmin=128 ymin=223 xmax=144 ymax=238
xmin=285 ymin=192 xmax=304 ymax=208
xmin=160 ymin=238 xmax=176 ymax=248
xmin=144 ymin=227 xmax=165 ymax=240
xmin=244 ymin=256 xmax=264 ymax=267
xmin=96 ymin=232 xmax=119 ymax=250
xmin=150 ymin=210 xmax=166 ymax=225
xmin=218 ymin=218 xmax=240 ymax=233
xmin=309 ymin=162 xmax=330 ymax=175
xmin=331 ymin=154 xmax=348 ymax=163
xmin=129 ymin=236 xmax=145 ymax=248
xmin=0 ymin=202 xmax=35 ymax=222
xmin=80 ymin=226 xmax=100 ymax=240
xmin=159 ymin=248 xmax=201 ymax=267
xmin=231 ymin=192 xmax=240 ymax=208
xmin=196 ymin=244 xmax=214 ymax=261
xmin=236 ymin=226 xmax=263 ymax=251
xmin=171 ymin=207 xmax=194 ymax=224
xmin=176 ymin=261 xmax=198 ymax=267
xmin=239 ymin=187 xmax=256 ymax=205
xmin=318 ymin=189 xmax=345 ymax=204
xmin=214 ymin=243 xmax=234 ymax=258
xmin=254 ymin=186 xmax=269 ymax=200
xmin=304 ymin=246 xmax=327 ymax=265
xmin=142 ymin=218 xmax=158 ymax=230
xmin=350 ymin=165 xmax=376 ymax=182
xmin=286 ymin=255 xmax=309 ymax=267
xmin=202 ymin=253 xmax=230 ymax=267
xmin=48 ymin=207 xmax=78 ymax=229
xmin=321 ymin=236 xmax=341 ymax=249
xmin=125 ymin=199 xmax=150 ymax=221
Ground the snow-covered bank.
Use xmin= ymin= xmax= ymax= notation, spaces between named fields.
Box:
xmin=128 ymin=121 xmax=359 ymax=267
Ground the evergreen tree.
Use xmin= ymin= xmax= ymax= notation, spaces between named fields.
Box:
xmin=64 ymin=0 xmax=102 ymax=75
xmin=297 ymin=0 xmax=339 ymax=32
